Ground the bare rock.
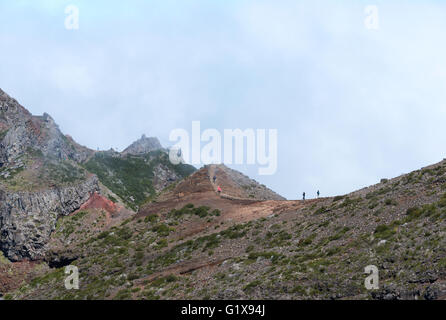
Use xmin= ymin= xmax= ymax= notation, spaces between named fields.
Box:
xmin=0 ymin=176 xmax=99 ymax=261
xmin=122 ymin=134 xmax=162 ymax=156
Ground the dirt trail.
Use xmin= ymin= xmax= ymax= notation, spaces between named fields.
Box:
xmin=138 ymin=165 xmax=327 ymax=245
xmin=208 ymin=164 xmax=251 ymax=200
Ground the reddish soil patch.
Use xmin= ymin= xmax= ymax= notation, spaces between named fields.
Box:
xmin=76 ymin=192 xmax=118 ymax=215
xmin=68 ymin=192 xmax=133 ymax=229
xmin=138 ymin=166 xmax=324 ymax=241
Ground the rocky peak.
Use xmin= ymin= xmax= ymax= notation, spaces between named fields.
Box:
xmin=0 ymin=89 xmax=93 ymax=166
xmin=121 ymin=134 xmax=163 ymax=156
xmin=42 ymin=112 xmax=54 ymax=124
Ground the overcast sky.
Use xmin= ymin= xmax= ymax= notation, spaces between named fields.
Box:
xmin=1 ymin=0 xmax=446 ymax=199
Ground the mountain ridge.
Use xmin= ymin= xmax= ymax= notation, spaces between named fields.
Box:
xmin=0 ymin=89 xmax=195 ymax=263
xmin=1 ymin=88 xmax=445 ymax=300
xmin=5 ymin=156 xmax=445 ymax=300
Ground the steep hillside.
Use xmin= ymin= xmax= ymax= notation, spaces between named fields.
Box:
xmin=152 ymin=164 xmax=284 ymax=204
xmin=0 ymin=89 xmax=100 ymax=261
xmin=7 ymin=159 xmax=446 ymax=300
xmin=83 ymin=149 xmax=196 ymax=210
xmin=209 ymin=164 xmax=285 ymax=200
xmin=1 ymin=88 xmax=444 ymax=300
xmin=1 ymin=88 xmax=93 ymax=192
xmin=0 ymin=88 xmax=92 ymax=168
xmin=0 ymin=89 xmax=196 ymax=267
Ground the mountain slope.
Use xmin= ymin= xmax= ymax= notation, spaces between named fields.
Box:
xmin=151 ymin=164 xmax=285 ymax=204
xmin=0 ymin=88 xmax=195 ymax=265
xmin=7 ymin=159 xmax=446 ymax=300
xmin=0 ymin=89 xmax=99 ymax=261
xmin=0 ymin=89 xmax=92 ymax=168
xmin=209 ymin=164 xmax=285 ymax=200
xmin=83 ymin=149 xmax=196 ymax=211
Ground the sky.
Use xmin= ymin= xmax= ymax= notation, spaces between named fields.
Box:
xmin=1 ymin=0 xmax=446 ymax=199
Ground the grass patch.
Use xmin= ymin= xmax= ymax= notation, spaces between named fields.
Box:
xmin=374 ymin=221 xmax=401 ymax=239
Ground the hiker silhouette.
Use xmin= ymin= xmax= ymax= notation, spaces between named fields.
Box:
xmin=302 ymin=192 xmax=306 ymax=201
xmin=317 ymin=190 xmax=320 ymax=198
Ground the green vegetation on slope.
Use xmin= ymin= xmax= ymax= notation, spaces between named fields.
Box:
xmin=82 ymin=150 xmax=195 ymax=210
xmin=0 ymin=147 xmax=87 ymax=191
xmin=7 ymin=160 xmax=446 ymax=300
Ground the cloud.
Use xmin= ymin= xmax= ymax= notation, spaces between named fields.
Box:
xmin=1 ymin=0 xmax=446 ymax=198
xmin=50 ymin=65 xmax=93 ymax=96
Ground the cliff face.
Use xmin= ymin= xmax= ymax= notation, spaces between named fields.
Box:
xmin=0 ymin=175 xmax=99 ymax=261
xmin=0 ymin=88 xmax=98 ymax=261
xmin=0 ymin=89 xmax=194 ymax=262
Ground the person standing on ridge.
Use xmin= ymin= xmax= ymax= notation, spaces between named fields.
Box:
xmin=302 ymin=192 xmax=306 ymax=201
xmin=317 ymin=190 xmax=320 ymax=198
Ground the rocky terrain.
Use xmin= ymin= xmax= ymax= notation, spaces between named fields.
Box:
xmin=0 ymin=89 xmax=100 ymax=262
xmin=0 ymin=175 xmax=99 ymax=261
xmin=0 ymin=88 xmax=92 ymax=169
xmin=122 ymin=134 xmax=163 ymax=156
xmin=4 ymin=160 xmax=446 ymax=300
xmin=1 ymin=88 xmax=445 ymax=300
xmin=0 ymin=88 xmax=195 ymax=295
xmin=82 ymin=149 xmax=196 ymax=211
xmin=209 ymin=164 xmax=285 ymax=200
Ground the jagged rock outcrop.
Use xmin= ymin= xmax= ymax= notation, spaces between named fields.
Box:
xmin=0 ymin=175 xmax=99 ymax=261
xmin=122 ymin=134 xmax=162 ymax=156
xmin=0 ymin=88 xmax=92 ymax=168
